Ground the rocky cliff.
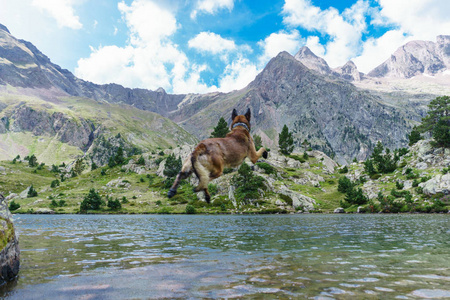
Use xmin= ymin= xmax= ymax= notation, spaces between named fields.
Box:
xmin=0 ymin=194 xmax=20 ymax=283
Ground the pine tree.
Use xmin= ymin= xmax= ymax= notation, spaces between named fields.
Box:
xmin=278 ymin=125 xmax=294 ymax=155
xmin=210 ymin=117 xmax=230 ymax=138
xmin=28 ymin=154 xmax=38 ymax=167
xmin=408 ymin=126 xmax=422 ymax=146
xmin=80 ymin=188 xmax=104 ymax=211
xmin=253 ymin=134 xmax=262 ymax=150
xmin=419 ymin=96 xmax=450 ymax=147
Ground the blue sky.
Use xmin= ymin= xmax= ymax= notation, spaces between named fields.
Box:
xmin=1 ymin=0 xmax=449 ymax=93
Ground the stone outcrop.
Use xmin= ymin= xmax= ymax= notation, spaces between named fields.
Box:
xmin=420 ymin=174 xmax=450 ymax=196
xmin=0 ymin=194 xmax=20 ymax=283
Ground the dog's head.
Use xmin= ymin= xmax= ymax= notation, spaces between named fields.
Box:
xmin=231 ymin=108 xmax=251 ymax=131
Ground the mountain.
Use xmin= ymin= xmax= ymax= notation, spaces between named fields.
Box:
xmin=368 ymin=36 xmax=450 ymax=78
xmin=0 ymin=24 xmax=447 ymax=165
xmin=294 ymin=47 xmax=335 ymax=76
xmin=0 ymin=25 xmax=197 ymax=164
xmin=171 ymin=52 xmax=413 ymax=163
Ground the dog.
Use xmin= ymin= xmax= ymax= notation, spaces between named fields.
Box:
xmin=167 ymin=108 xmax=268 ymax=203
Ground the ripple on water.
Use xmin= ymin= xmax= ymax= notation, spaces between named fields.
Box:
xmin=411 ymin=289 xmax=450 ymax=298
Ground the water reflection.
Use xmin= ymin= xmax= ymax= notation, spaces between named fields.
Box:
xmin=1 ymin=214 xmax=449 ymax=299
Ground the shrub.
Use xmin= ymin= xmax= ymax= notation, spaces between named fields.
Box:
xmin=137 ymin=155 xmax=146 ymax=165
xmin=9 ymin=200 xmax=20 ymax=211
xmin=338 ymin=166 xmax=348 ymax=174
xmin=395 ymin=181 xmax=404 ymax=190
xmin=223 ymin=168 xmax=234 ymax=174
xmin=50 ymin=180 xmax=60 ymax=188
xmin=344 ymin=187 xmax=368 ymax=205
xmin=51 ymin=165 xmax=60 ymax=173
xmin=80 ymin=189 xmax=104 ymax=212
xmin=255 ymin=162 xmax=277 ymax=175
xmin=91 ymin=162 xmax=98 ymax=171
xmin=101 ymin=168 xmax=107 ymax=176
xmin=231 ymin=163 xmax=266 ymax=204
xmin=412 ymin=179 xmax=420 ymax=187
xmin=163 ymin=154 xmax=182 ymax=178
xmin=28 ymin=154 xmax=38 ymax=167
xmin=289 ymin=154 xmax=305 ymax=163
xmin=338 ymin=176 xmax=353 ymax=194
xmin=208 ymin=183 xmax=218 ymax=197
xmin=121 ymin=196 xmax=129 ymax=204
xmin=185 ymin=204 xmax=196 ymax=214
xmin=27 ymin=185 xmax=38 ymax=198
xmin=107 ymin=198 xmax=122 ymax=210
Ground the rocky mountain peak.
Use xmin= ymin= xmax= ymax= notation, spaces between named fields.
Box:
xmin=294 ymin=46 xmax=332 ymax=76
xmin=0 ymin=24 xmax=10 ymax=34
xmin=333 ymin=60 xmax=362 ymax=81
xmin=368 ymin=36 xmax=449 ymax=78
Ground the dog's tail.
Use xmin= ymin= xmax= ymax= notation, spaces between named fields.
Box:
xmin=190 ymin=143 xmax=207 ymax=180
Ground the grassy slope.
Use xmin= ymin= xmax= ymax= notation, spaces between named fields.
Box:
xmin=1 ymin=146 xmax=447 ymax=214
xmin=0 ymin=90 xmax=197 ymax=164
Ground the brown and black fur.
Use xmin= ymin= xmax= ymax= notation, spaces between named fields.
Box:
xmin=167 ymin=108 xmax=268 ymax=203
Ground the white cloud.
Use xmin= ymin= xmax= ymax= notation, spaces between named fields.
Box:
xmin=75 ymin=0 xmax=217 ymax=94
xmin=191 ymin=0 xmax=234 ymax=19
xmin=257 ymin=30 xmax=303 ymax=64
xmin=353 ymin=30 xmax=408 ymax=73
xmin=218 ymin=56 xmax=259 ymax=92
xmin=32 ymin=0 xmax=82 ymax=29
xmin=352 ymin=0 xmax=450 ymax=73
xmin=188 ymin=32 xmax=236 ymax=55
xmin=282 ymin=0 xmax=369 ymax=68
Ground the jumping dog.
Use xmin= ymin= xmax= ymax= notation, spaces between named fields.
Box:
xmin=167 ymin=108 xmax=268 ymax=203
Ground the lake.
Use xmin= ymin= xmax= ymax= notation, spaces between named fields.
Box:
xmin=1 ymin=214 xmax=449 ymax=299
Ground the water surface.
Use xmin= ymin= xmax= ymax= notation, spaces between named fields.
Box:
xmin=1 ymin=214 xmax=449 ymax=299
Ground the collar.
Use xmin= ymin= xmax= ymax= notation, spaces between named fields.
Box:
xmin=232 ymin=122 xmax=250 ymax=132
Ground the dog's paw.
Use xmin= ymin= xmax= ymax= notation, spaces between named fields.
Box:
xmin=262 ymin=150 xmax=268 ymax=159
xmin=167 ymin=188 xmax=176 ymax=198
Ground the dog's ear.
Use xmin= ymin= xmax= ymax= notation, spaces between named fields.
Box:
xmin=231 ymin=109 xmax=238 ymax=121
xmin=244 ymin=108 xmax=251 ymax=122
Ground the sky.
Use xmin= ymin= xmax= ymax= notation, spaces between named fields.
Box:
xmin=0 ymin=0 xmax=449 ymax=94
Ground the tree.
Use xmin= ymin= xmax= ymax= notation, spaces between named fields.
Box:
xmin=28 ymin=154 xmax=38 ymax=167
xmin=73 ymin=158 xmax=84 ymax=176
xmin=114 ymin=146 xmax=125 ymax=165
xmin=279 ymin=125 xmax=294 ymax=155
xmin=419 ymin=96 xmax=450 ymax=147
xmin=9 ymin=200 xmax=20 ymax=211
xmin=163 ymin=154 xmax=182 ymax=178
xmin=107 ymin=198 xmax=122 ymax=210
xmin=231 ymin=163 xmax=266 ymax=204
xmin=408 ymin=126 xmax=422 ymax=146
xmin=338 ymin=176 xmax=354 ymax=194
xmin=80 ymin=188 xmax=104 ymax=211
xmin=27 ymin=185 xmax=38 ymax=198
xmin=253 ymin=134 xmax=262 ymax=151
xmin=210 ymin=117 xmax=230 ymax=138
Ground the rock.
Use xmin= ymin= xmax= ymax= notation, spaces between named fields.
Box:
xmin=307 ymin=150 xmax=338 ymax=173
xmin=420 ymin=174 xmax=450 ymax=195
xmin=106 ymin=179 xmax=131 ymax=189
xmin=0 ymin=194 xmax=20 ymax=283
xmin=19 ymin=186 xmax=31 ymax=199
xmin=357 ymin=206 xmax=364 ymax=213
xmin=334 ymin=207 xmax=345 ymax=213
xmin=277 ymin=185 xmax=315 ymax=211
xmin=228 ymin=185 xmax=237 ymax=208
xmin=415 ymin=162 xmax=428 ymax=170
xmin=5 ymin=194 xmax=17 ymax=201
xmin=34 ymin=208 xmax=55 ymax=214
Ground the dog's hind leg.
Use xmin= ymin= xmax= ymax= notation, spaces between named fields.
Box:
xmin=203 ymin=188 xmax=211 ymax=204
xmin=168 ymin=155 xmax=193 ymax=198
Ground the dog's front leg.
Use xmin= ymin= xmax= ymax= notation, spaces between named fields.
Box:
xmin=249 ymin=147 xmax=268 ymax=164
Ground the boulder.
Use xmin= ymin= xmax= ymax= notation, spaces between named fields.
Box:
xmin=420 ymin=174 xmax=450 ymax=195
xmin=334 ymin=207 xmax=345 ymax=213
xmin=277 ymin=185 xmax=315 ymax=211
xmin=0 ymin=194 xmax=20 ymax=283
